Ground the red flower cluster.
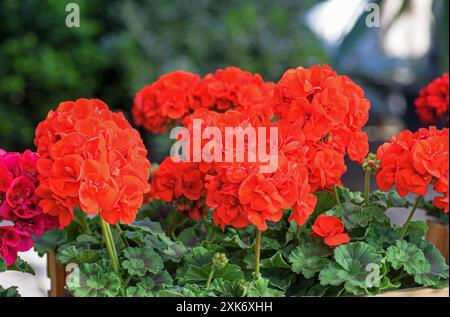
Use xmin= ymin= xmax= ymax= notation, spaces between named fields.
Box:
xmin=183 ymin=109 xmax=317 ymax=230
xmin=34 ymin=98 xmax=151 ymax=227
xmin=310 ymin=214 xmax=350 ymax=248
xmin=150 ymin=158 xmax=208 ymax=220
xmin=376 ymin=127 xmax=449 ymax=212
xmin=132 ymin=67 xmax=274 ymax=133
xmin=269 ymin=64 xmax=370 ymax=167
xmin=415 ymin=73 xmax=449 ymax=126
xmin=0 ymin=149 xmax=59 ymax=265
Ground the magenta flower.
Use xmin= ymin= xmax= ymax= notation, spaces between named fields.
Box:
xmin=0 ymin=149 xmax=60 ymax=266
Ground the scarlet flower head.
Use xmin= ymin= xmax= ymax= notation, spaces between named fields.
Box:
xmin=0 ymin=149 xmax=59 ymax=266
xmin=415 ymin=73 xmax=449 ymax=126
xmin=376 ymin=127 xmax=449 ymax=212
xmin=269 ymin=64 xmax=370 ymax=164
xmin=34 ymin=98 xmax=151 ymax=227
xmin=132 ymin=68 xmax=275 ymax=133
xmin=309 ymin=214 xmax=350 ymax=248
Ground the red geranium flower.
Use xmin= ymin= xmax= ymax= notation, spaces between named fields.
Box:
xmin=309 ymin=214 xmax=350 ymax=248
xmin=376 ymin=127 xmax=449 ymax=212
xmin=415 ymin=73 xmax=449 ymax=126
xmin=34 ymin=98 xmax=151 ymax=226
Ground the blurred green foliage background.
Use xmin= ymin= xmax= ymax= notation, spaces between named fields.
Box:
xmin=0 ymin=0 xmax=326 ymax=153
xmin=0 ymin=0 xmax=448 ymax=158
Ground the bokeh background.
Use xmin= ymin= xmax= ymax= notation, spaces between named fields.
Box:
xmin=0 ymin=0 xmax=448 ymax=297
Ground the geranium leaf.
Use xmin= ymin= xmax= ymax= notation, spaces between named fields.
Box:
xmin=122 ymin=247 xmax=163 ymax=276
xmin=209 ymin=279 xmax=245 ymax=297
xmin=180 ymin=263 xmax=244 ymax=284
xmin=67 ymin=262 xmax=121 ymax=297
xmin=126 ymin=278 xmax=155 ymax=297
xmin=57 ymin=245 xmax=101 ymax=265
xmin=399 ymin=221 xmax=428 ymax=239
xmin=7 ymin=257 xmax=35 ymax=275
xmin=414 ymin=241 xmax=449 ymax=287
xmin=319 ymin=242 xmax=383 ymax=290
xmin=365 ymin=223 xmax=399 ymax=252
xmin=288 ymin=241 xmax=332 ymax=279
xmin=260 ymin=252 xmax=290 ymax=269
xmin=76 ymin=233 xmax=101 ymax=244
xmin=160 ymin=241 xmax=188 ymax=263
xmin=0 ymin=286 xmax=20 ymax=297
xmin=386 ymin=240 xmax=430 ymax=275
xmin=34 ymin=227 xmax=67 ymax=256
xmin=246 ymin=277 xmax=284 ymax=297
xmin=313 ymin=191 xmax=336 ymax=213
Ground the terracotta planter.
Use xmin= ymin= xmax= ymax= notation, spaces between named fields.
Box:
xmin=426 ymin=221 xmax=449 ymax=263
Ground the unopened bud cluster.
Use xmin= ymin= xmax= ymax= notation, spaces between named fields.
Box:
xmin=212 ymin=252 xmax=228 ymax=270
xmin=363 ymin=153 xmax=381 ymax=173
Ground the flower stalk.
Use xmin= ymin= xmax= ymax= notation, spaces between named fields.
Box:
xmin=399 ymin=195 xmax=423 ymax=240
xmin=254 ymin=229 xmax=262 ymax=277
xmin=362 ymin=153 xmax=381 ymax=206
xmin=99 ymin=216 xmax=120 ymax=275
xmin=364 ymin=169 xmax=370 ymax=206
xmin=333 ymin=185 xmax=341 ymax=205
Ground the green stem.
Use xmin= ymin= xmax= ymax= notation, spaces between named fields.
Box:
xmin=333 ymin=185 xmax=341 ymax=205
xmin=205 ymin=267 xmax=215 ymax=289
xmin=364 ymin=170 xmax=371 ymax=206
xmin=399 ymin=196 xmax=423 ymax=240
xmin=254 ymin=229 xmax=262 ymax=277
xmin=168 ymin=211 xmax=180 ymax=240
xmin=295 ymin=225 xmax=302 ymax=246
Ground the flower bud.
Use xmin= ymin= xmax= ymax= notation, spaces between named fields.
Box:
xmin=212 ymin=252 xmax=228 ymax=270
xmin=362 ymin=153 xmax=381 ymax=174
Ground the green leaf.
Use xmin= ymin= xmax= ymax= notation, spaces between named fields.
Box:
xmin=335 ymin=186 xmax=364 ymax=204
xmin=313 ymin=191 xmax=337 ymax=214
xmin=180 ymin=263 xmax=244 ymax=284
xmin=209 ymin=279 xmax=245 ymax=297
xmin=57 ymin=245 xmax=101 ymax=265
xmin=153 ymin=270 xmax=174 ymax=290
xmin=246 ymin=277 xmax=284 ymax=297
xmin=386 ymin=240 xmax=430 ymax=275
xmin=34 ymin=227 xmax=67 ymax=256
xmin=365 ymin=223 xmax=399 ymax=252
xmin=306 ymin=284 xmax=329 ymax=296
xmin=7 ymin=257 xmax=35 ymax=275
xmin=126 ymin=278 xmax=155 ymax=297
xmin=319 ymin=242 xmax=383 ymax=291
xmin=177 ymin=227 xmax=201 ymax=248
xmin=220 ymin=234 xmax=250 ymax=250
xmin=260 ymin=252 xmax=290 ymax=269
xmin=76 ymin=233 xmax=101 ymax=244
xmin=0 ymin=259 xmax=6 ymax=272
xmin=160 ymin=241 xmax=188 ymax=263
xmin=261 ymin=269 xmax=296 ymax=292
xmin=371 ymin=190 xmax=412 ymax=209
xmin=0 ymin=286 xmax=20 ymax=297
xmin=122 ymin=247 xmax=163 ymax=276
xmin=288 ymin=241 xmax=332 ymax=279
xmin=400 ymin=221 xmax=428 ymax=239
xmin=67 ymin=262 xmax=121 ymax=297
xmin=414 ymin=241 xmax=449 ymax=287
xmin=156 ymin=286 xmax=196 ymax=297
